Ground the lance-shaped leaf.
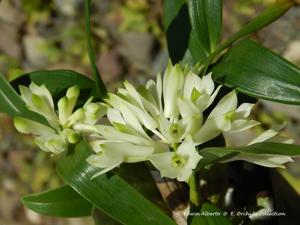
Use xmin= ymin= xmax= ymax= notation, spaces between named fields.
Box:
xmin=0 ymin=74 xmax=48 ymax=125
xmin=202 ymin=0 xmax=293 ymax=74
xmin=22 ymin=185 xmax=93 ymax=217
xmin=164 ymin=0 xmax=192 ymax=64
xmin=57 ymin=141 xmax=176 ymax=225
xmin=190 ymin=203 xmax=232 ymax=225
xmin=188 ymin=0 xmax=222 ymax=53
xmin=212 ymin=39 xmax=300 ymax=105
xmin=10 ymin=70 xmax=100 ymax=103
xmin=198 ymin=142 xmax=300 ymax=168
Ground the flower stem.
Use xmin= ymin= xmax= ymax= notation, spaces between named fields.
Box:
xmin=188 ymin=171 xmax=201 ymax=207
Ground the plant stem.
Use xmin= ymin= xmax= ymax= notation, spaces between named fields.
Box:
xmin=188 ymin=171 xmax=201 ymax=207
xmin=84 ymin=0 xmax=107 ymax=99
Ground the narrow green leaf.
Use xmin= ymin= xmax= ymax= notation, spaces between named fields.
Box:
xmin=212 ymin=39 xmax=300 ymax=104
xmin=203 ymin=0 xmax=293 ymax=74
xmin=197 ymin=150 xmax=237 ymax=170
xmin=188 ymin=0 xmax=222 ymax=53
xmin=10 ymin=70 xmax=100 ymax=102
xmin=57 ymin=141 xmax=176 ymax=225
xmin=208 ymin=142 xmax=300 ymax=156
xmin=223 ymin=0 xmax=293 ymax=50
xmin=22 ymin=185 xmax=93 ymax=217
xmin=190 ymin=203 xmax=232 ymax=225
xmin=199 ymin=142 xmax=300 ymax=168
xmin=84 ymin=0 xmax=107 ymax=99
xmin=0 ymin=73 xmax=48 ymax=125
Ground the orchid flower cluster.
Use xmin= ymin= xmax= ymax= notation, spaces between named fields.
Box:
xmin=14 ymin=63 xmax=293 ymax=182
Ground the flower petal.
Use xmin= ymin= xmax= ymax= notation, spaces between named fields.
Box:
xmin=208 ymin=90 xmax=237 ymax=119
xmin=201 ymin=73 xmax=215 ymax=95
xmin=229 ymin=119 xmax=260 ymax=132
xmin=223 ymin=153 xmax=293 ymax=168
xmin=235 ymin=103 xmax=255 ymax=119
xmin=163 ymin=63 xmax=184 ymax=119
xmin=14 ymin=117 xmax=55 ymax=136
xmin=177 ymin=97 xmax=199 ymax=118
xmin=177 ymin=136 xmax=202 ymax=169
xmin=193 ymin=116 xmax=230 ymax=144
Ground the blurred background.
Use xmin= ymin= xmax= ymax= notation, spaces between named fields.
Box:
xmin=0 ymin=0 xmax=299 ymax=224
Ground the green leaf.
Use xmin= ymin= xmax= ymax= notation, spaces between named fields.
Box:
xmin=202 ymin=0 xmax=293 ymax=74
xmin=10 ymin=70 xmax=96 ymax=95
xmin=212 ymin=39 xmax=300 ymax=104
xmin=217 ymin=0 xmax=293 ymax=53
xmin=10 ymin=70 xmax=100 ymax=102
xmin=163 ymin=0 xmax=204 ymax=64
xmin=163 ymin=0 xmax=186 ymax=29
xmin=164 ymin=0 xmax=192 ymax=64
xmin=117 ymin=163 xmax=166 ymax=206
xmin=0 ymin=73 xmax=48 ymax=125
xmin=225 ymin=142 xmax=300 ymax=156
xmin=93 ymin=208 xmax=122 ymax=225
xmin=197 ymin=150 xmax=237 ymax=170
xmin=84 ymin=0 xmax=107 ymax=99
xmin=188 ymin=0 xmax=222 ymax=53
xmin=190 ymin=203 xmax=232 ymax=225
xmin=22 ymin=185 xmax=93 ymax=217
xmin=57 ymin=141 xmax=176 ymax=225
xmin=199 ymin=142 xmax=300 ymax=168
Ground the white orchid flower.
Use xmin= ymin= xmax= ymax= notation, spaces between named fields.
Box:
xmin=87 ymin=140 xmax=158 ymax=178
xmin=14 ymin=83 xmax=106 ymax=154
xmin=193 ymin=90 xmax=260 ymax=144
xmin=19 ymin=83 xmax=59 ymax=128
xmin=149 ymin=137 xmax=202 ymax=182
xmin=223 ymin=123 xmax=294 ymax=168
xmin=85 ymin=63 xmax=262 ymax=182
xmin=183 ymin=71 xmax=221 ymax=112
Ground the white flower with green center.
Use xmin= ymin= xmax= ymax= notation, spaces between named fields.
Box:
xmin=85 ymin=62 xmax=276 ymax=182
xmin=104 ymin=63 xmax=222 ymax=145
xmin=86 ymin=63 xmax=223 ymax=181
xmin=193 ymin=90 xmax=260 ymax=144
xmin=14 ymin=83 xmax=106 ymax=154
xmin=149 ymin=136 xmax=202 ymax=182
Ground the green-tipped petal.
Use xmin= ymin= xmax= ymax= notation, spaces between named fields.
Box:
xmin=67 ymin=108 xmax=84 ymax=126
xmin=58 ymin=97 xmax=69 ymax=126
xmin=66 ymin=85 xmax=80 ymax=115
xmin=64 ymin=129 xmax=80 ymax=144
xmin=183 ymin=71 xmax=202 ymax=99
xmin=29 ymin=83 xmax=54 ymax=108
xmin=84 ymin=102 xmax=107 ymax=124
xmin=44 ymin=135 xmax=67 ymax=154
xmin=14 ymin=117 xmax=55 ymax=136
